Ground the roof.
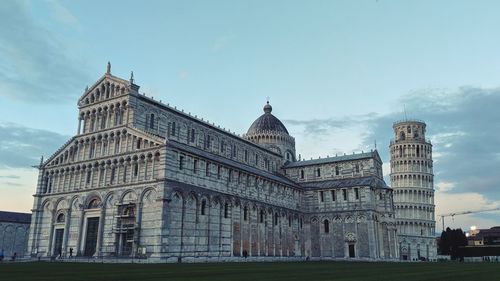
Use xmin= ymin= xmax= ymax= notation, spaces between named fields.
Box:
xmin=136 ymin=95 xmax=283 ymax=158
xmin=300 ymin=176 xmax=389 ymax=190
xmin=0 ymin=211 xmax=31 ymax=224
xmin=166 ymin=140 xmax=300 ymax=188
xmin=285 ymin=151 xmax=380 ymax=168
xmin=475 ymin=227 xmax=500 ymax=239
xmin=247 ymin=102 xmax=289 ymax=135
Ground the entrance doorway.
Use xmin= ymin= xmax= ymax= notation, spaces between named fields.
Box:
xmin=53 ymin=229 xmax=64 ymax=257
xmin=348 ymin=244 xmax=355 ymax=258
xmin=84 ymin=217 xmax=100 ymax=257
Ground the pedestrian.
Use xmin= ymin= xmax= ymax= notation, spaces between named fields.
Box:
xmin=69 ymin=248 xmax=73 ymax=258
xmin=0 ymin=249 xmax=4 ymax=262
xmin=11 ymin=252 xmax=17 ymax=261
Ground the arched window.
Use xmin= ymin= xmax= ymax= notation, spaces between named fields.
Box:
xmin=201 ymin=200 xmax=206 ymax=215
xmin=179 ymin=156 xmax=184 ymax=170
xmin=190 ymin=128 xmax=195 ymax=143
xmin=171 ymin=122 xmax=176 ymax=136
xmin=224 ymin=203 xmax=229 ymax=218
xmin=324 ymin=219 xmax=330 ymax=233
xmin=110 ymin=167 xmax=116 ymax=183
xmin=123 ymin=206 xmax=135 ymax=217
xmin=115 ymin=138 xmax=121 ymax=154
xmin=335 ymin=166 xmax=340 ymax=176
xmin=204 ymin=135 xmax=211 ymax=149
xmin=122 ymin=164 xmax=128 ymax=182
xmin=149 ymin=113 xmax=155 ymax=129
xmin=300 ymin=170 xmax=304 ymax=179
xmin=260 ymin=210 xmax=264 ymax=223
xmin=115 ymin=110 xmax=121 ymax=126
xmin=89 ymin=143 xmax=95 ymax=158
xmin=87 ymin=198 xmax=101 ymax=209
xmin=56 ymin=213 xmax=65 ymax=223
xmin=133 ymin=163 xmax=139 ymax=177
xmin=400 ymin=132 xmax=406 ymax=140
xmin=243 ymin=206 xmax=248 ymax=221
xmin=274 ymin=213 xmax=279 ymax=226
xmin=316 ymin=168 xmax=321 ymax=177
xmin=86 ymin=170 xmax=92 ymax=184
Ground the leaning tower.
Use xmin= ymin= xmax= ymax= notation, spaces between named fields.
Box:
xmin=390 ymin=120 xmax=436 ymax=261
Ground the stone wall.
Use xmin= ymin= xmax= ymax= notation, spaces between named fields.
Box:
xmin=0 ymin=221 xmax=30 ymax=258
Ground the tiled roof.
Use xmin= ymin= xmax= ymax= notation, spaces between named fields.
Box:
xmin=300 ymin=176 xmax=389 ymax=190
xmin=285 ymin=151 xmax=379 ymax=168
xmin=247 ymin=108 xmax=289 ymax=135
xmin=0 ymin=211 xmax=31 ymax=224
xmin=166 ymin=140 xmax=300 ymax=188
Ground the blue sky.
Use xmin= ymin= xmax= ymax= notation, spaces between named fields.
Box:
xmin=1 ymin=0 xmax=500 ymax=232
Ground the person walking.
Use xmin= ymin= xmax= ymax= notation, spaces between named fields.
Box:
xmin=0 ymin=249 xmax=4 ymax=262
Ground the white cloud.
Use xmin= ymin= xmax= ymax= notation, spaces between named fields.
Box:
xmin=436 ymin=181 xmax=455 ymax=192
xmin=0 ymin=167 xmax=38 ymax=212
xmin=0 ymin=1 xmax=90 ymax=103
xmin=435 ymin=191 xmax=500 ymax=231
xmin=284 ymin=86 xmax=500 ymax=229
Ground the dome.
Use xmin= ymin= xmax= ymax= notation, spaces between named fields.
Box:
xmin=247 ymin=101 xmax=289 ymax=135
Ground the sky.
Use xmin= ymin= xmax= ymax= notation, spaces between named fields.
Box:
xmin=1 ymin=0 xmax=500 ymax=233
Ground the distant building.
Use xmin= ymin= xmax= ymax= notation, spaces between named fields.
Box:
xmin=0 ymin=211 xmax=31 ymax=258
xmin=468 ymin=226 xmax=500 ymax=246
xmin=390 ymin=120 xmax=437 ymax=261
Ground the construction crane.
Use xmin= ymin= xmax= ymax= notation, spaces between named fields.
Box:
xmin=439 ymin=207 xmax=500 ymax=231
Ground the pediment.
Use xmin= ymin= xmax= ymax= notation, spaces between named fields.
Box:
xmin=43 ymin=136 xmax=78 ymax=168
xmin=78 ymin=74 xmax=132 ymax=108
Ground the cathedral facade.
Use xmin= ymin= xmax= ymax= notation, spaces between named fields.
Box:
xmin=27 ymin=66 xmax=399 ymax=262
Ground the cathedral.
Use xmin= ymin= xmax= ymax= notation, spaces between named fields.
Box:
xmin=27 ymin=64 xmax=433 ymax=262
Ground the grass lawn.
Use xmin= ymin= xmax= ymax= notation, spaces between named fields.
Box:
xmin=1 ymin=261 xmax=499 ymax=281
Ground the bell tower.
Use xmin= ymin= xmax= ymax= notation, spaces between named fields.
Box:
xmin=390 ymin=119 xmax=437 ymax=261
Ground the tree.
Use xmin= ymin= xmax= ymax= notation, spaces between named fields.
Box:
xmin=438 ymin=227 xmax=467 ymax=260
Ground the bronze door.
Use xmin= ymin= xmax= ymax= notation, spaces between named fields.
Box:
xmin=84 ymin=217 xmax=99 ymax=257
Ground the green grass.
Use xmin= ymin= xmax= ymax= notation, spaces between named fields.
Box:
xmin=1 ymin=261 xmax=499 ymax=281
